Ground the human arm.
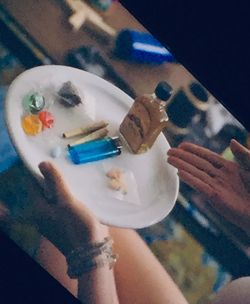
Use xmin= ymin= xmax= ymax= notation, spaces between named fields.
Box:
xmin=212 ymin=276 xmax=250 ymax=304
xmin=167 ymin=140 xmax=250 ymax=235
xmin=0 ymin=162 xmax=119 ymax=304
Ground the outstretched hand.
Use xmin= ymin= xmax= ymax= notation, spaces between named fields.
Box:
xmin=167 ymin=140 xmax=250 ymax=235
xmin=0 ymin=162 xmax=107 ymax=255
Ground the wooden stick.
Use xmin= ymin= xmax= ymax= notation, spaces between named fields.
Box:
xmin=63 ymin=121 xmax=108 ymax=138
xmin=68 ymin=127 xmax=108 ymax=147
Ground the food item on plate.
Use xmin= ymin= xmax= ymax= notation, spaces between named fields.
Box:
xmin=62 ymin=120 xmax=108 ymax=138
xmin=68 ymin=127 xmax=108 ymax=147
xmin=23 ymin=93 xmax=46 ymax=114
xmin=106 ymin=168 xmax=123 ymax=180
xmin=38 ymin=111 xmax=55 ymax=128
xmin=57 ymin=81 xmax=82 ymax=107
xmin=21 ymin=114 xmax=43 ymax=136
xmin=108 ymin=178 xmax=122 ymax=191
xmin=106 ymin=168 xmax=127 ymax=194
xmin=50 ymin=146 xmax=62 ymax=158
xmin=119 ymin=81 xmax=172 ymax=154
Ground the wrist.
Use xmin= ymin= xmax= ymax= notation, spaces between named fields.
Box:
xmin=66 ymin=236 xmax=117 ymax=279
xmin=61 ymin=225 xmax=108 ymax=257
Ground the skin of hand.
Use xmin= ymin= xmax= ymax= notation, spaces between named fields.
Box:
xmin=0 ymin=161 xmax=108 ymax=256
xmin=167 ymin=139 xmax=250 ymax=235
xmin=0 ymin=163 xmax=119 ymax=304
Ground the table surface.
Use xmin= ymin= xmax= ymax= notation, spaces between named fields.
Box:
xmin=0 ymin=0 xmax=195 ymax=96
xmin=0 ymin=0 xmax=249 ymax=275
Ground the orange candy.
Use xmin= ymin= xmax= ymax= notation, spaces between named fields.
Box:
xmin=38 ymin=111 xmax=54 ymax=128
xmin=21 ymin=114 xmax=42 ymax=136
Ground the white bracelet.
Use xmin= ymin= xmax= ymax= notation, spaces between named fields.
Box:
xmin=66 ymin=237 xmax=118 ymax=278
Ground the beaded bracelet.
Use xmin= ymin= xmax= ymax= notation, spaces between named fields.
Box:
xmin=66 ymin=237 xmax=118 ymax=278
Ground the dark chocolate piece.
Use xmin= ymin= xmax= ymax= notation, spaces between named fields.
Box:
xmin=57 ymin=81 xmax=82 ymax=107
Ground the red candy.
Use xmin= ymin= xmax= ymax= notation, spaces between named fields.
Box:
xmin=38 ymin=111 xmax=54 ymax=128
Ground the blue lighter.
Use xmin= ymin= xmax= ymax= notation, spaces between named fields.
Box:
xmin=68 ymin=137 xmax=122 ymax=164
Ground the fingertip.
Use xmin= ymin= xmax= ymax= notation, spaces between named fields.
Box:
xmin=177 ymin=169 xmax=184 ymax=177
xmin=230 ymin=138 xmax=239 ymax=149
xmin=167 ymin=148 xmax=173 ymax=155
xmin=178 ymin=142 xmax=186 ymax=149
xmin=38 ymin=162 xmax=72 ymax=201
xmin=39 ymin=161 xmax=48 ymax=169
xmin=230 ymin=138 xmax=246 ymax=154
xmin=178 ymin=142 xmax=192 ymax=149
xmin=167 ymin=155 xmax=173 ymax=164
xmin=167 ymin=147 xmax=178 ymax=156
xmin=38 ymin=161 xmax=63 ymax=185
xmin=38 ymin=161 xmax=53 ymax=177
xmin=38 ymin=161 xmax=47 ymax=177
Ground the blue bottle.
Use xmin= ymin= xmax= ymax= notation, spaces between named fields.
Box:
xmin=114 ymin=29 xmax=175 ymax=64
xmin=68 ymin=137 xmax=122 ymax=164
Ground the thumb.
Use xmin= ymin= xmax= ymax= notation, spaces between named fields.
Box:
xmin=38 ymin=162 xmax=74 ymax=204
xmin=230 ymin=139 xmax=250 ymax=170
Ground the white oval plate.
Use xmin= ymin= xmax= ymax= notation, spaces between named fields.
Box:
xmin=5 ymin=65 xmax=179 ymax=229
